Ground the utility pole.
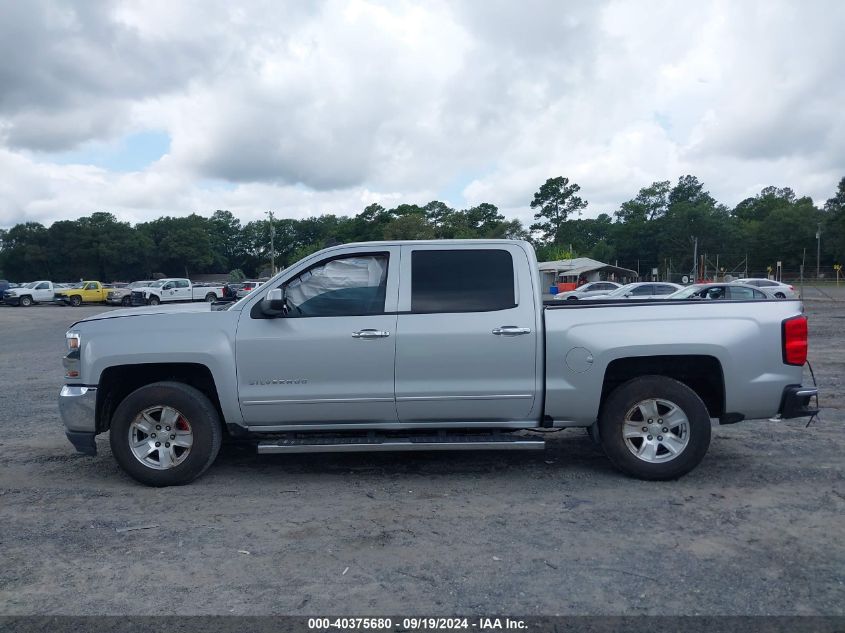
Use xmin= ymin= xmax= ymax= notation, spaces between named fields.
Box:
xmin=816 ymin=223 xmax=821 ymax=280
xmin=691 ymin=237 xmax=698 ymax=282
xmin=266 ymin=210 xmax=276 ymax=275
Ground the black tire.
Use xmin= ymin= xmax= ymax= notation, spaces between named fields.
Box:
xmin=204 ymin=293 xmax=217 ymax=302
xmin=20 ymin=295 xmax=33 ymax=307
xmin=598 ymin=375 xmax=711 ymax=480
xmin=774 ymin=292 xmax=785 ymax=299
xmin=109 ymin=381 xmax=222 ymax=486
xmin=122 ymin=295 xmax=131 ymax=306
xmin=148 ymin=295 xmax=160 ymax=306
xmin=567 ymin=296 xmax=578 ymax=301
xmin=70 ymin=295 xmax=82 ymax=307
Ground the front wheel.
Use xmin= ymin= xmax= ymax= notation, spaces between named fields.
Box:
xmin=69 ymin=295 xmax=82 ymax=307
xmin=20 ymin=295 xmax=33 ymax=307
xmin=598 ymin=375 xmax=711 ymax=480
xmin=122 ymin=296 xmax=131 ymax=306
xmin=148 ymin=295 xmax=160 ymax=306
xmin=109 ymin=381 xmax=222 ymax=486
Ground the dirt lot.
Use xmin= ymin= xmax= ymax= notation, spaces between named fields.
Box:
xmin=0 ymin=299 xmax=843 ymax=616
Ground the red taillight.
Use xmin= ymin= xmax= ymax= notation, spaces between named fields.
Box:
xmin=782 ymin=316 xmax=808 ymax=365
xmin=788 ymin=285 xmax=794 ymax=291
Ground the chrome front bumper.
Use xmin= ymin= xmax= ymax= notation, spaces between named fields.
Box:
xmin=59 ymin=385 xmax=97 ymax=432
xmin=60 ymin=386 xmax=98 ymax=455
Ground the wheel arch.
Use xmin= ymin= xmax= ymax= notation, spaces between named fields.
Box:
xmin=600 ymin=355 xmax=725 ymax=418
xmin=96 ymin=363 xmax=225 ymax=433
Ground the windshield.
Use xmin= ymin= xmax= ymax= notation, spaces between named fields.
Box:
xmin=130 ymin=281 xmax=153 ymax=288
xmin=148 ymin=280 xmax=165 ymax=288
xmin=69 ymin=282 xmax=85 ymax=289
xmin=605 ymin=283 xmax=637 ymax=297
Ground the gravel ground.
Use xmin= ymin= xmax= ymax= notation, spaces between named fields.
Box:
xmin=0 ymin=300 xmax=843 ymax=616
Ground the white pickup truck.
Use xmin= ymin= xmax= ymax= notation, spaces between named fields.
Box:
xmin=3 ymin=280 xmax=56 ymax=306
xmin=59 ymin=240 xmax=818 ymax=486
xmin=131 ymin=278 xmax=224 ymax=305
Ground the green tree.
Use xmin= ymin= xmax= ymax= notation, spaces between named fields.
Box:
xmin=823 ymin=177 xmax=845 ymax=265
xmin=529 ymin=177 xmax=588 ymax=243
xmin=383 ymin=214 xmax=436 ymax=240
xmin=0 ymin=222 xmax=51 ymax=280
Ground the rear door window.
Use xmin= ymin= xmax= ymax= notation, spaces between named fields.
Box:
xmin=729 ymin=286 xmax=757 ymax=300
xmin=411 ymin=249 xmax=515 ymax=313
xmin=654 ymin=285 xmax=678 ymax=295
xmin=631 ymin=285 xmax=654 ymax=296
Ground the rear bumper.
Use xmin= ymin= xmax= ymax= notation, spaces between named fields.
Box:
xmin=779 ymin=385 xmax=819 ymax=419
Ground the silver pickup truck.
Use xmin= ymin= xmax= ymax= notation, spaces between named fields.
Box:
xmin=59 ymin=240 xmax=818 ymax=486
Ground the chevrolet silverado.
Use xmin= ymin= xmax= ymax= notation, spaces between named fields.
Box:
xmin=58 ymin=240 xmax=818 ymax=486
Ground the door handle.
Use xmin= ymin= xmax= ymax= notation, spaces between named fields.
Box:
xmin=352 ymin=329 xmax=391 ymax=339
xmin=492 ymin=326 xmax=531 ymax=336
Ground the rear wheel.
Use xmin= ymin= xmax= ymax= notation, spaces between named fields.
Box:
xmin=20 ymin=295 xmax=33 ymax=307
xmin=774 ymin=292 xmax=785 ymax=299
xmin=122 ymin=295 xmax=131 ymax=306
xmin=204 ymin=293 xmax=217 ymax=302
xmin=598 ymin=375 xmax=711 ymax=480
xmin=109 ymin=381 xmax=222 ymax=486
xmin=70 ymin=295 xmax=82 ymax=307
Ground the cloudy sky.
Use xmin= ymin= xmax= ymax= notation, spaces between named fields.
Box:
xmin=1 ymin=0 xmax=844 ymax=229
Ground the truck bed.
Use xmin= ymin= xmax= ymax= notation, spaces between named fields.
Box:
xmin=541 ymin=298 xmax=806 ymax=425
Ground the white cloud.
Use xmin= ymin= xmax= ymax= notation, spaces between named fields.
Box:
xmin=1 ymin=0 xmax=844 ymax=228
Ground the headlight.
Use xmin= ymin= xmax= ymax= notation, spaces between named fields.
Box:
xmin=66 ymin=331 xmax=80 ymax=351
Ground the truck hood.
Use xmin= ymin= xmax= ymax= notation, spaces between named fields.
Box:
xmin=75 ymin=302 xmax=215 ymax=324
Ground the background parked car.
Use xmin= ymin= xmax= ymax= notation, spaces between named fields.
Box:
xmin=54 ymin=281 xmax=110 ymax=306
xmin=581 ymin=281 xmax=683 ymax=300
xmin=221 ymin=283 xmax=244 ymax=301
xmin=131 ymin=278 xmax=225 ymax=305
xmin=106 ymin=280 xmax=157 ymax=306
xmin=731 ymin=278 xmax=798 ymax=299
xmin=3 ymin=280 xmax=57 ymax=306
xmin=0 ymin=279 xmax=12 ymax=303
xmin=667 ymin=283 xmax=769 ymax=301
xmin=236 ymin=280 xmax=265 ymax=298
xmin=554 ymin=281 xmax=622 ymax=300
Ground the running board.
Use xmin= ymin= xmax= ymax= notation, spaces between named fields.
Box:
xmin=256 ymin=433 xmax=546 ymax=454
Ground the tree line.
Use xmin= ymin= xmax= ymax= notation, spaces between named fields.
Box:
xmin=0 ymin=175 xmax=843 ymax=282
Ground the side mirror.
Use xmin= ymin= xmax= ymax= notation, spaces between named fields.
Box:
xmin=261 ymin=287 xmax=287 ymax=317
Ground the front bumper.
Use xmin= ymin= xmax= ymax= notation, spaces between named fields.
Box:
xmin=59 ymin=385 xmax=97 ymax=432
xmin=4 ymin=297 xmax=20 ymax=305
xmin=60 ymin=385 xmax=98 ymax=455
xmin=779 ymin=385 xmax=819 ymax=419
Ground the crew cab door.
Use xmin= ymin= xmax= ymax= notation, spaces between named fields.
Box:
xmin=236 ymin=247 xmax=400 ymax=426
xmin=394 ymin=244 xmax=540 ymax=423
xmin=174 ymin=280 xmax=192 ymax=301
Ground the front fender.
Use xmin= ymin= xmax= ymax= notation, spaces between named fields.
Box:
xmin=75 ymin=311 xmax=243 ymax=425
